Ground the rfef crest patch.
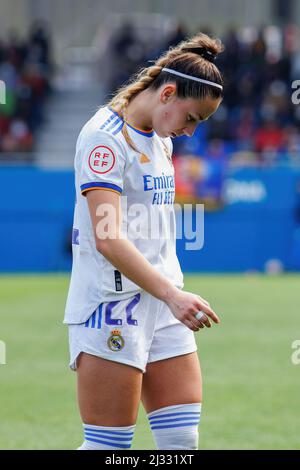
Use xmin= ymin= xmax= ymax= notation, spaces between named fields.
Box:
xmin=88 ymin=145 xmax=115 ymax=174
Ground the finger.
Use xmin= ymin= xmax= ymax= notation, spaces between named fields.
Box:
xmin=197 ymin=304 xmax=220 ymax=324
xmin=185 ymin=319 xmax=201 ymax=332
xmin=198 ymin=296 xmax=210 ymax=307
xmin=189 ymin=317 xmax=205 ymax=331
xmin=194 ymin=313 xmax=211 ymax=328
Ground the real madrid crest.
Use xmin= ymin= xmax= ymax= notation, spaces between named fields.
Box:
xmin=107 ymin=329 xmax=125 ymax=352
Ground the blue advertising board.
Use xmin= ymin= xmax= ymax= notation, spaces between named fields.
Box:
xmin=0 ymin=165 xmax=299 ymax=272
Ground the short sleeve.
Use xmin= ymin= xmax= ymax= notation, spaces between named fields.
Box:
xmin=79 ymin=130 xmax=126 ymax=196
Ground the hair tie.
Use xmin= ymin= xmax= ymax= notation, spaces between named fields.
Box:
xmin=183 ymin=47 xmax=216 ymax=63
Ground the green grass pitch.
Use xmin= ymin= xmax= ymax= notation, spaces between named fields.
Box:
xmin=0 ymin=274 xmax=299 ymax=449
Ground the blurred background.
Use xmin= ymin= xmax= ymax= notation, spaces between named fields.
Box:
xmin=1 ymin=0 xmax=300 ymax=273
xmin=0 ymin=0 xmax=300 ymax=450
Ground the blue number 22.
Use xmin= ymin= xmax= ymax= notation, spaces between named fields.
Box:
xmin=105 ymin=293 xmax=140 ymax=327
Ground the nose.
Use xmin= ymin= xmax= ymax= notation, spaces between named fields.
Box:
xmin=183 ymin=127 xmax=196 ymax=137
xmin=183 ymin=123 xmax=197 ymax=137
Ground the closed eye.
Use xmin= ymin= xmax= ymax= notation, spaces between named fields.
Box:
xmin=187 ymin=114 xmax=205 ymax=123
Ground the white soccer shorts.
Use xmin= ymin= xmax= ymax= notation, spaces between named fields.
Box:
xmin=68 ymin=290 xmax=197 ymax=373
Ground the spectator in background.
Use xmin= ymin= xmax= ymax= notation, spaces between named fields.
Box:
xmin=110 ymin=21 xmax=146 ymax=91
xmin=280 ymin=125 xmax=300 ymax=164
xmin=254 ymin=119 xmax=285 ymax=164
xmin=107 ymin=21 xmax=300 ymax=168
xmin=160 ymin=23 xmax=187 ymax=51
xmin=29 ymin=20 xmax=52 ymax=69
xmin=203 ymin=24 xmax=299 ymax=166
xmin=0 ymin=21 xmax=52 ymax=156
xmin=148 ymin=23 xmax=188 ymax=64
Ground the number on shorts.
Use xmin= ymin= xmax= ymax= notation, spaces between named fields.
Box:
xmin=126 ymin=293 xmax=140 ymax=326
xmin=104 ymin=294 xmax=140 ymax=327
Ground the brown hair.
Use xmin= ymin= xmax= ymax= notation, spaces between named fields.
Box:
xmin=107 ymin=31 xmax=225 ymax=153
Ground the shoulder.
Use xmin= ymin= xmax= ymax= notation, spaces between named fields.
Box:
xmin=79 ymin=108 xmax=126 ymax=155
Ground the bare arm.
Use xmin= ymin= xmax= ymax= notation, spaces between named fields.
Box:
xmin=86 ymin=189 xmax=220 ymax=331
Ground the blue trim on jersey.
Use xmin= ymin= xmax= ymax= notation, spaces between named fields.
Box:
xmin=149 ymin=411 xmax=201 ymax=422
xmin=126 ymin=122 xmax=155 ymax=137
xmin=107 ymin=106 xmax=154 ymax=137
xmin=80 ymin=182 xmax=123 ymax=194
xmin=106 ymin=117 xmax=122 ymax=132
xmin=100 ymin=114 xmax=119 ymax=130
xmin=150 ymin=421 xmax=200 ymax=430
xmin=112 ymin=121 xmax=124 ymax=135
xmin=108 ymin=107 xmax=119 ymax=118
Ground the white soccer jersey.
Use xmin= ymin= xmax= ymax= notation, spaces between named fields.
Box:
xmin=64 ymin=105 xmax=184 ymax=324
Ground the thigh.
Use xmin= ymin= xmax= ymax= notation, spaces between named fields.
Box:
xmin=141 ymin=352 xmax=202 ymax=413
xmin=76 ymin=352 xmax=143 ymax=426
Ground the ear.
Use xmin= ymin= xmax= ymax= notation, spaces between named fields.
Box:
xmin=160 ymin=84 xmax=177 ymax=104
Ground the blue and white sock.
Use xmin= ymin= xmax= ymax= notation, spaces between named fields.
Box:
xmin=147 ymin=403 xmax=201 ymax=450
xmin=77 ymin=423 xmax=136 ymax=450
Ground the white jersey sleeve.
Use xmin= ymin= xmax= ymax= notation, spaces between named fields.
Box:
xmin=78 ymin=129 xmax=126 ymax=197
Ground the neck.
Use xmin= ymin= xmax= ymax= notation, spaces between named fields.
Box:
xmin=123 ymin=89 xmax=154 ymax=131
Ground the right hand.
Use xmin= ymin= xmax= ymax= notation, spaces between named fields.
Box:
xmin=164 ymin=287 xmax=220 ymax=331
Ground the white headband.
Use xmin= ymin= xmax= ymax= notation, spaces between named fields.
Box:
xmin=161 ymin=67 xmax=223 ymax=91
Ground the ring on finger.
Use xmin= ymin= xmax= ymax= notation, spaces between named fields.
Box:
xmin=195 ymin=311 xmax=207 ymax=322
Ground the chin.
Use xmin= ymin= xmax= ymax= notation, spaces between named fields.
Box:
xmin=155 ymin=129 xmax=168 ymax=138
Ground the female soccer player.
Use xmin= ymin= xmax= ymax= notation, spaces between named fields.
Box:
xmin=64 ymin=31 xmax=224 ymax=450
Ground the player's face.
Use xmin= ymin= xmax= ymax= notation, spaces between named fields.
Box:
xmin=153 ymin=85 xmax=222 ymax=138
